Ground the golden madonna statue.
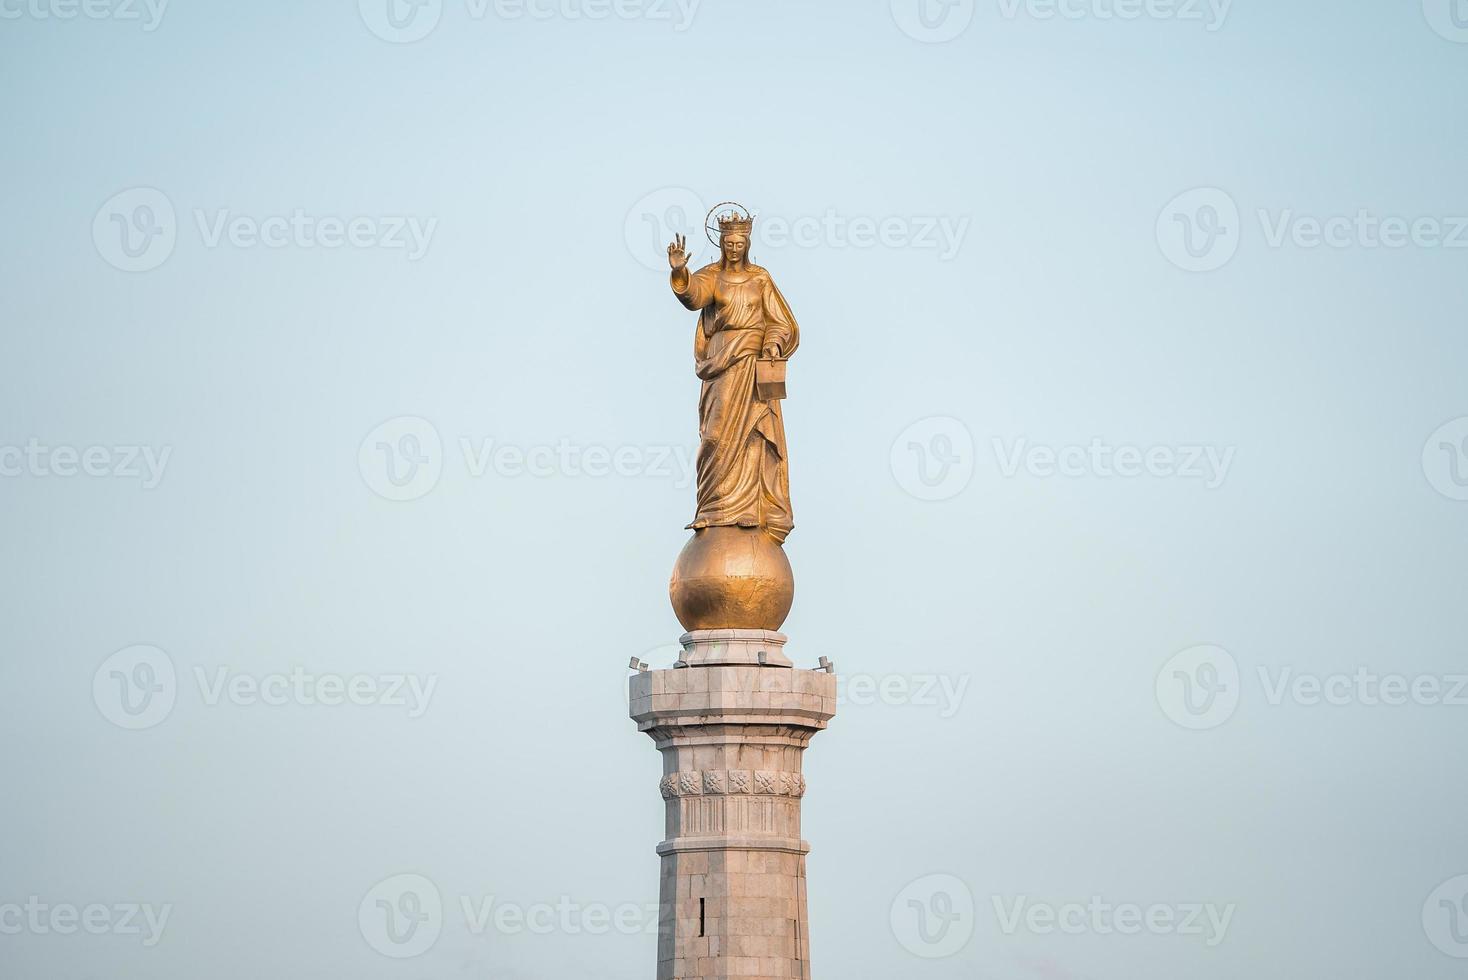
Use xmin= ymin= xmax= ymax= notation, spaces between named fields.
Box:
xmin=665 ymin=205 xmax=801 ymax=633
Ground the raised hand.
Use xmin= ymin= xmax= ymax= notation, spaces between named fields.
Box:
xmin=667 ymin=233 xmax=691 ymax=271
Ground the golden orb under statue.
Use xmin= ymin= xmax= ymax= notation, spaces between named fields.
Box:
xmin=669 ymin=526 xmax=794 ymax=631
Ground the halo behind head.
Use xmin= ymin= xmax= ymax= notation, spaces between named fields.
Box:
xmin=705 ymin=202 xmax=754 ymax=246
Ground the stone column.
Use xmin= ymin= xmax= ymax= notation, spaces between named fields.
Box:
xmin=630 ymin=629 xmax=836 ymax=980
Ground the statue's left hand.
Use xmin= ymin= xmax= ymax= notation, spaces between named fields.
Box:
xmin=762 ymin=345 xmax=780 ymax=359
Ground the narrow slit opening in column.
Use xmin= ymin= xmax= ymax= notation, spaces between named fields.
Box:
xmin=699 ymin=898 xmax=705 ymax=937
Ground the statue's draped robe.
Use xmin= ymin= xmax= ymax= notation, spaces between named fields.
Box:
xmin=672 ymin=262 xmax=800 ymax=543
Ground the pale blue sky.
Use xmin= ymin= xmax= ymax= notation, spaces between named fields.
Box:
xmin=3 ymin=2 xmax=1467 ymax=978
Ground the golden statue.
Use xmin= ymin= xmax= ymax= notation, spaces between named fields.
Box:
xmin=665 ymin=204 xmax=799 ymax=632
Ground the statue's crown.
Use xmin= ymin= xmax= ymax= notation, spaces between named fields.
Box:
xmin=703 ymin=202 xmax=755 ymax=246
xmin=715 ymin=209 xmax=754 ymax=236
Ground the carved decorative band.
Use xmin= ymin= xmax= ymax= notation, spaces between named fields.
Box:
xmin=659 ymin=769 xmax=806 ymax=800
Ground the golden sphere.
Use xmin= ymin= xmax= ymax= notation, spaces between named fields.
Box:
xmin=669 ymin=526 xmax=794 ymax=631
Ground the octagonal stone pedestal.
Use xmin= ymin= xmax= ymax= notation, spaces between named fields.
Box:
xmin=630 ymin=630 xmax=837 ymax=980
